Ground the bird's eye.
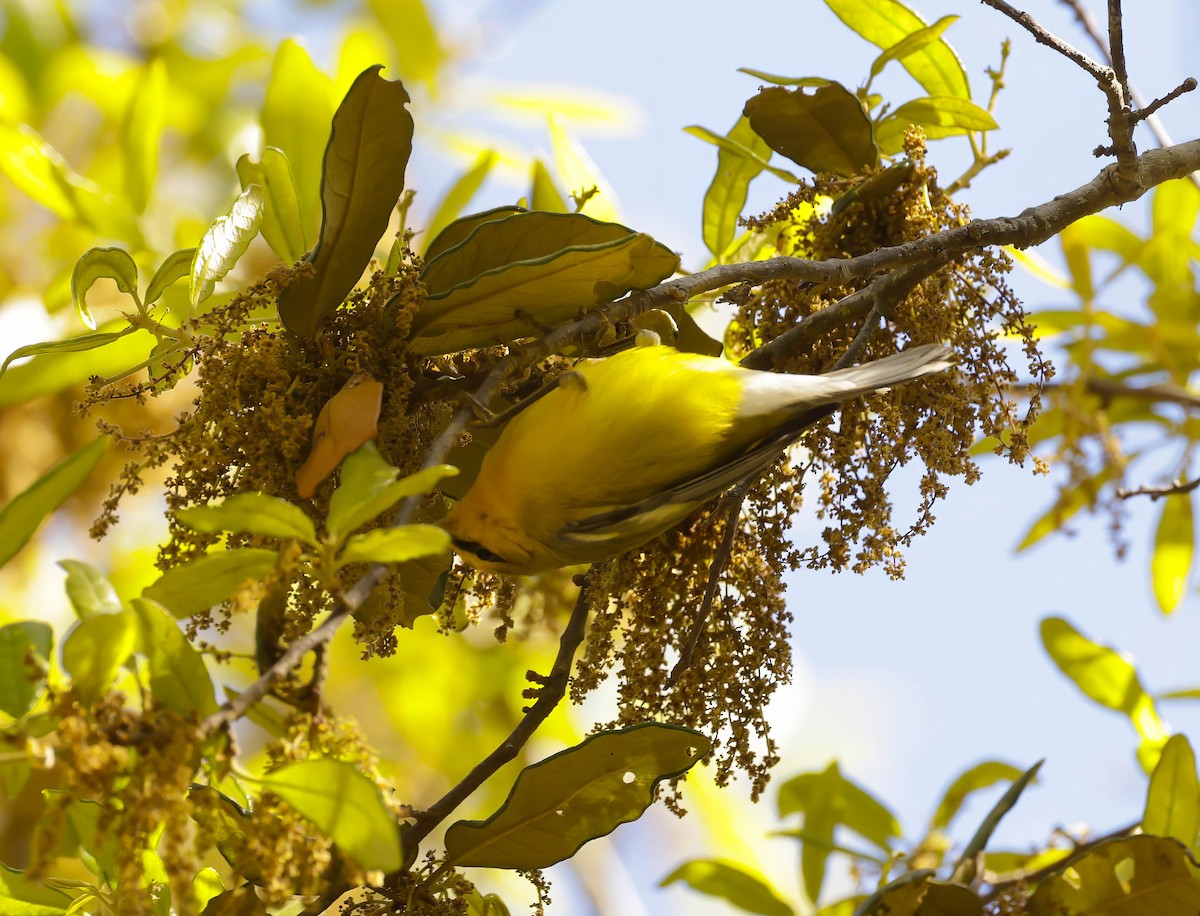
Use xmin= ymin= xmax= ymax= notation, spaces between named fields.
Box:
xmin=453 ymin=538 xmax=507 ymax=566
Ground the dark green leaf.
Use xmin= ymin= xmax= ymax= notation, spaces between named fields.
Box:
xmin=422 ymin=150 xmax=498 ymax=255
xmin=144 ymin=249 xmax=197 ymax=309
xmin=743 ymin=84 xmax=876 ymax=177
xmin=277 ymin=66 xmax=414 ymax=338
xmin=661 ymin=859 xmax=793 ymax=916
xmin=337 ymin=524 xmax=450 ymax=568
xmin=61 ymin=610 xmax=137 ymax=703
xmin=0 ymin=438 xmax=108 ymax=569
xmin=236 ymin=148 xmax=306 ymax=264
xmin=684 ymin=125 xmax=801 ymax=183
xmin=71 ymin=247 xmax=139 ymax=329
xmin=1143 ymin=734 xmax=1200 ymax=849
xmin=700 ymin=116 xmax=772 ymax=260
xmin=190 ymin=183 xmax=265 ymax=310
xmin=423 ymin=206 xmax=526 ymax=265
xmin=261 ymin=758 xmax=403 ymax=872
xmin=931 ymin=760 xmax=1024 ymax=830
xmin=121 ymin=58 xmax=166 ymax=213
xmin=1152 ymin=494 xmax=1193 ymax=615
xmin=131 ymin=598 xmax=218 ymax=717
xmin=0 ymin=621 xmax=52 ymax=717
xmin=445 ymin=723 xmax=710 ymax=869
xmin=175 ymin=493 xmax=317 ymax=545
xmin=142 ymin=548 xmax=278 ymax=619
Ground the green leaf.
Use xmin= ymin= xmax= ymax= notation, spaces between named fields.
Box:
xmin=337 ymin=524 xmax=450 ymax=568
xmin=876 ymin=96 xmax=997 ymax=155
xmin=1143 ymin=734 xmax=1200 ymax=849
xmin=144 ymin=249 xmax=197 ymax=309
xmin=368 ymin=0 xmax=445 ymax=90
xmin=0 ymin=326 xmax=155 ymax=405
xmin=236 ymin=148 xmax=307 ymax=264
xmin=931 ymin=760 xmax=1025 ymax=830
xmin=1029 ymin=835 xmax=1200 ymax=915
xmin=326 ymin=441 xmax=457 ymax=543
xmin=61 ymin=609 xmax=137 ymax=703
xmin=869 ymin=16 xmax=958 ymax=81
xmin=683 ymin=124 xmax=801 ymax=183
xmin=423 ymin=205 xmax=526 ymax=265
xmin=131 ymin=598 xmax=218 ymax=717
xmin=0 ymin=621 xmax=52 ymax=717
xmin=0 ymin=861 xmax=72 ymax=911
xmin=0 ymin=437 xmax=108 ymax=569
xmin=422 ymin=150 xmax=498 ymax=255
xmin=190 ymin=183 xmax=265 ymax=310
xmin=0 ymin=328 xmax=135 ymax=384
xmin=175 ymin=493 xmax=317 ymax=545
xmin=1068 ymin=214 xmax=1144 ymax=265
xmin=661 ymin=859 xmax=793 ymax=916
xmin=825 ymin=0 xmax=970 ymax=99
xmin=260 ymin=758 xmax=403 ymax=872
xmin=531 ymin=159 xmax=568 ymax=212
xmin=277 ymin=66 xmax=414 ymax=338
xmin=58 ymin=558 xmax=122 ymax=619
xmin=1152 ymin=495 xmax=1193 ymax=615
xmin=955 ymin=760 xmax=1042 ymax=868
xmin=142 ymin=548 xmax=278 ymax=619
xmin=409 ymin=211 xmax=679 ymax=355
xmin=699 ymin=116 xmax=772 ymax=260
xmin=192 ymin=866 xmax=223 ymax=912
xmin=71 ymin=247 xmax=140 ymax=329
xmin=445 ymin=723 xmax=710 ymax=869
xmin=736 ymin=69 xmax=832 ymax=88
xmin=743 ymin=83 xmax=877 ymax=177
xmin=262 ymin=39 xmax=334 ymax=248
xmin=121 ymin=57 xmax=166 ymax=213
xmin=1016 ymin=467 xmax=1116 ymax=551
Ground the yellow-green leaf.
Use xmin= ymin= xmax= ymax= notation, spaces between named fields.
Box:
xmin=277 ymin=66 xmax=414 ymax=338
xmin=71 ymin=247 xmax=139 ymax=329
xmin=336 ymin=524 xmax=450 ymax=568
xmin=548 ymin=115 xmax=620 ymax=222
xmin=445 ymin=723 xmax=710 ymax=869
xmin=261 ymin=758 xmax=403 ymax=872
xmin=876 ymin=96 xmax=997 ymax=155
xmin=684 ymin=124 xmax=801 ymax=183
xmin=1152 ymin=494 xmax=1193 ymax=614
xmin=58 ymin=558 xmax=122 ymax=620
xmin=0 ymin=324 xmax=155 ymax=406
xmin=131 ymin=598 xmax=218 ymax=717
xmin=825 ymin=0 xmax=969 ymax=99
xmin=0 ymin=621 xmax=52 ymax=718
xmin=1143 ymin=734 xmax=1200 ymax=849
xmin=368 ymin=0 xmax=445 ymax=90
xmin=190 ymin=184 xmax=264 ymax=310
xmin=743 ymin=83 xmax=876 ymax=177
xmin=0 ymin=437 xmax=108 ymax=569
xmin=869 ymin=16 xmax=958 ymax=81
xmin=236 ymin=148 xmax=306 ymax=264
xmin=531 ymin=159 xmax=568 ymax=212
xmin=423 ymin=205 xmax=526 ymax=265
xmin=62 ymin=610 xmax=137 ymax=703
xmin=142 ymin=548 xmax=279 ymax=619
xmin=660 ymin=860 xmax=794 ymax=916
xmin=144 ymin=249 xmax=196 ymax=310
xmin=176 ymin=493 xmax=317 ymax=545
xmin=699 ymin=116 xmax=772 ymax=260
xmin=1017 ymin=468 xmax=1115 ymax=551
xmin=421 ymin=150 xmax=498 ymax=255
xmin=931 ymin=760 xmax=1025 ymax=830
xmin=121 ymin=58 xmax=166 ymax=213
xmin=736 ymin=69 xmax=831 ymax=88
xmin=1069 ymin=214 xmax=1144 ymax=264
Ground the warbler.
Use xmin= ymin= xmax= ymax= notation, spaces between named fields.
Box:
xmin=442 ymin=341 xmax=953 ymax=575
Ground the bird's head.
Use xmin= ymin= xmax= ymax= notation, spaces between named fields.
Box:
xmin=440 ymin=498 xmax=545 ymax=576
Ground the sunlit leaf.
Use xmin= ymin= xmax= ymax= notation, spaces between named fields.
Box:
xmin=142 ymin=548 xmax=279 ymax=619
xmin=192 ymin=866 xmax=223 ymax=912
xmin=58 ymin=558 xmax=122 ymax=620
xmin=531 ymin=159 xmax=568 ymax=212
xmin=1151 ymin=494 xmax=1193 ymax=615
xmin=825 ymin=0 xmax=970 ymax=98
xmin=869 ymin=16 xmax=958 ymax=80
xmin=422 ymin=150 xmax=498 ymax=254
xmin=277 ymin=67 xmax=414 ymax=338
xmin=1016 ymin=467 xmax=1116 ymax=551
xmin=261 ymin=758 xmax=403 ymax=872
xmin=699 ymin=116 xmax=772 ymax=260
xmin=0 ymin=621 xmax=52 ymax=717
xmin=0 ymin=326 xmax=155 ymax=405
xmin=61 ymin=609 xmax=137 ymax=703
xmin=423 ymin=205 xmax=526 ymax=265
xmin=326 ymin=441 xmax=457 ymax=543
xmin=445 ymin=723 xmax=710 ymax=869
xmin=684 ymin=125 xmax=801 ymax=183
xmin=175 ymin=493 xmax=318 ymax=545
xmin=190 ymin=184 xmax=264 ymax=310
xmin=736 ymin=69 xmax=831 ymax=88
xmin=144 ymin=249 xmax=197 ymax=309
xmin=0 ymin=860 xmax=71 ymax=911
xmin=337 ymin=524 xmax=450 ymax=568
xmin=1029 ymin=836 xmax=1200 ymax=915
xmin=295 ymin=373 xmax=385 ymax=499
xmin=1143 ymin=734 xmax=1200 ymax=849
xmin=660 ymin=859 xmax=793 ymax=916
xmin=0 ymin=437 xmax=108 ymax=569
xmin=876 ymin=96 xmax=997 ymax=155
xmin=236 ymin=148 xmax=307 ymax=264
xmin=743 ymin=84 xmax=876 ymax=177
xmin=131 ymin=598 xmax=218 ymax=717
xmin=931 ymin=760 xmax=1025 ymax=830
xmin=368 ymin=0 xmax=444 ymax=90
xmin=1069 ymin=214 xmax=1144 ymax=265
xmin=71 ymin=247 xmax=139 ymax=329
xmin=956 ymin=760 xmax=1042 ymax=869
xmin=549 ymin=114 xmax=620 ymax=221
xmin=121 ymin=58 xmax=166 ymax=213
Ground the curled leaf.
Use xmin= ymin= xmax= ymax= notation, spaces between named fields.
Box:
xmin=190 ymin=184 xmax=265 ymax=310
xmin=71 ymin=247 xmax=140 ymax=329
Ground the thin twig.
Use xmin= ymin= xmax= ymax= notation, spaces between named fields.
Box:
xmin=1106 ymin=0 xmax=1130 ymax=103
xmin=1059 ymin=376 xmax=1200 ymax=411
xmin=1133 ymin=78 xmax=1198 ymax=125
xmin=979 ymin=0 xmax=1109 ymax=82
xmin=405 ymin=580 xmax=593 ymax=848
xmin=1116 ymin=477 xmax=1200 ymax=501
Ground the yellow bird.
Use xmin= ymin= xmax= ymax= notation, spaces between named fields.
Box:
xmin=441 ymin=341 xmax=953 ymax=575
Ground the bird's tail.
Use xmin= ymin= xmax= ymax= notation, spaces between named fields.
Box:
xmin=814 ymin=343 xmax=954 ymax=402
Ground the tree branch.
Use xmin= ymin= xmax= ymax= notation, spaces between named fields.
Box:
xmin=1116 ymin=477 xmax=1200 ymax=501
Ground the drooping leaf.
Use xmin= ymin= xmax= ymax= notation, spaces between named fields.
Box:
xmin=661 ymin=859 xmax=793 ymax=916
xmin=295 ymin=373 xmax=385 ymax=499
xmin=276 ymin=66 xmax=414 ymax=338
xmin=142 ymin=548 xmax=278 ymax=619
xmin=176 ymin=493 xmax=318 ymax=545
xmin=71 ymin=247 xmax=140 ymax=329
xmin=131 ymin=598 xmax=218 ymax=717
xmin=930 ymin=760 xmax=1025 ymax=831
xmin=0 ymin=621 xmax=52 ymax=717
xmin=445 ymin=723 xmax=710 ymax=869
xmin=1151 ymin=494 xmax=1193 ymax=615
xmin=423 ymin=205 xmax=526 ymax=265
xmin=699 ymin=116 xmax=772 ymax=260
xmin=190 ymin=183 xmax=265 ymax=310
xmin=1143 ymin=734 xmax=1200 ymax=849
xmin=260 ymin=758 xmax=403 ymax=872
xmin=59 ymin=558 xmax=123 ymax=620
xmin=236 ymin=148 xmax=307 ymax=264
xmin=683 ymin=125 xmax=801 ymax=183
xmin=0 ymin=328 xmax=135 ymax=385
xmin=422 ymin=150 xmax=498 ymax=254
xmin=336 ymin=524 xmax=450 ymax=568
xmin=825 ymin=0 xmax=970 ymax=99
xmin=1029 ymin=835 xmax=1200 ymax=915
xmin=0 ymin=438 xmax=109 ymax=569
xmin=121 ymin=57 xmax=166 ymax=213
xmin=531 ymin=160 xmax=568 ymax=212
xmin=743 ymin=84 xmax=876 ymax=177
xmin=61 ymin=609 xmax=137 ymax=703
xmin=0 ymin=327 xmax=155 ymax=405
xmin=876 ymin=96 xmax=997 ymax=155
xmin=144 ymin=249 xmax=197 ymax=309
xmin=326 ymin=441 xmax=457 ymax=543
